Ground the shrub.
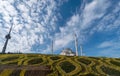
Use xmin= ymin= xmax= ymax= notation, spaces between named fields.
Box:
xmin=50 ymin=56 xmax=60 ymax=61
xmin=100 ymin=65 xmax=120 ymax=76
xmin=89 ymin=57 xmax=100 ymax=60
xmin=7 ymin=62 xmax=18 ymax=65
xmin=110 ymin=60 xmax=120 ymax=67
xmin=28 ymin=58 xmax=43 ymax=65
xmin=90 ymin=61 xmax=100 ymax=74
xmin=77 ymin=58 xmax=91 ymax=65
xmin=60 ymin=61 xmax=76 ymax=73
xmin=1 ymin=56 xmax=19 ymax=62
xmin=115 ymin=58 xmax=120 ymax=61
xmin=81 ymin=73 xmax=96 ymax=76
xmin=91 ymin=64 xmax=99 ymax=74
xmin=27 ymin=55 xmax=39 ymax=58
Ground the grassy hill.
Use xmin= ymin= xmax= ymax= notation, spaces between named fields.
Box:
xmin=0 ymin=54 xmax=120 ymax=76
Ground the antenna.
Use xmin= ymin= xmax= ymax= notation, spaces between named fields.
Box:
xmin=74 ymin=33 xmax=78 ymax=56
xmin=2 ymin=18 xmax=13 ymax=54
xmin=80 ymin=45 xmax=83 ymax=56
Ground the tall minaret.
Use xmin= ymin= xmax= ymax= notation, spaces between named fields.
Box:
xmin=2 ymin=20 xmax=13 ymax=54
xmin=74 ymin=33 xmax=78 ymax=56
xmin=80 ymin=45 xmax=83 ymax=56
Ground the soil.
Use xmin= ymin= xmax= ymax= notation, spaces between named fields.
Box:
xmin=0 ymin=65 xmax=52 ymax=76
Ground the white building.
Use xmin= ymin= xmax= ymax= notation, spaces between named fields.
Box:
xmin=60 ymin=48 xmax=76 ymax=56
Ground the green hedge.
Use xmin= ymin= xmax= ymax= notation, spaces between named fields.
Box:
xmin=110 ymin=60 xmax=120 ymax=67
xmin=28 ymin=58 xmax=43 ymax=65
xmin=100 ymin=65 xmax=120 ymax=76
xmin=50 ymin=56 xmax=61 ymax=61
xmin=60 ymin=61 xmax=76 ymax=73
xmin=1 ymin=56 xmax=19 ymax=62
xmin=77 ymin=58 xmax=91 ymax=65
xmin=7 ymin=61 xmax=18 ymax=65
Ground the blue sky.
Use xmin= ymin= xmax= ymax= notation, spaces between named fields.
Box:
xmin=0 ymin=0 xmax=120 ymax=57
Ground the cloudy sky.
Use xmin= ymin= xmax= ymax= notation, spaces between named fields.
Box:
xmin=0 ymin=0 xmax=120 ymax=57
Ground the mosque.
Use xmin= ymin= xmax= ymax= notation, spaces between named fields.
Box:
xmin=60 ymin=48 xmax=76 ymax=56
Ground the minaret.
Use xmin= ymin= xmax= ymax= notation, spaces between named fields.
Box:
xmin=2 ymin=19 xmax=13 ymax=54
xmin=80 ymin=45 xmax=83 ymax=56
xmin=74 ymin=33 xmax=78 ymax=56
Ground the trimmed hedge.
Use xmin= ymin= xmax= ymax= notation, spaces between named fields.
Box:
xmin=28 ymin=58 xmax=43 ymax=65
xmin=7 ymin=61 xmax=18 ymax=65
xmin=89 ymin=57 xmax=100 ymax=60
xmin=60 ymin=61 xmax=76 ymax=73
xmin=101 ymin=65 xmax=120 ymax=76
xmin=91 ymin=63 xmax=100 ymax=74
xmin=1 ymin=56 xmax=19 ymax=62
xmin=80 ymin=73 xmax=96 ymax=76
xmin=110 ymin=60 xmax=120 ymax=67
xmin=77 ymin=58 xmax=91 ymax=65
xmin=50 ymin=56 xmax=61 ymax=61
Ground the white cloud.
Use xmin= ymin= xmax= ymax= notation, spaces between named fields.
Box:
xmin=81 ymin=0 xmax=110 ymax=30
xmin=98 ymin=41 xmax=113 ymax=48
xmin=90 ymin=0 xmax=120 ymax=33
xmin=95 ymin=38 xmax=120 ymax=57
xmin=55 ymin=33 xmax=74 ymax=49
xmin=0 ymin=0 xmax=59 ymax=53
xmin=67 ymin=14 xmax=80 ymax=27
xmin=97 ymin=40 xmax=120 ymax=57
xmin=98 ymin=49 xmax=120 ymax=58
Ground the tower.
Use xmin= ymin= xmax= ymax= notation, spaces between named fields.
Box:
xmin=74 ymin=33 xmax=78 ymax=56
xmin=2 ymin=20 xmax=13 ymax=54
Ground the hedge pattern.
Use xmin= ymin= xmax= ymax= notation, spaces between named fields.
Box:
xmin=0 ymin=54 xmax=120 ymax=76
